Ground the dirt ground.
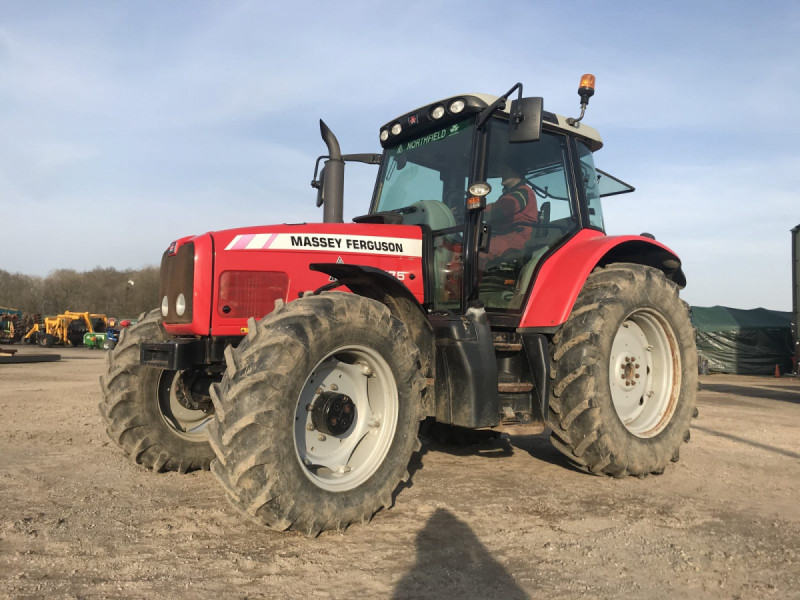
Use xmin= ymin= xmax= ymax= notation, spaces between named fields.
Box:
xmin=1 ymin=345 xmax=799 ymax=600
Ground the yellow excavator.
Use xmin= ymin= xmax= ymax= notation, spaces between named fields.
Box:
xmin=23 ymin=311 xmax=108 ymax=347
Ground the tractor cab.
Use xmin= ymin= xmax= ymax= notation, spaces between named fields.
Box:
xmin=362 ymin=84 xmax=634 ymax=318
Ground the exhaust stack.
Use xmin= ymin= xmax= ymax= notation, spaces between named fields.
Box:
xmin=319 ymin=120 xmax=344 ymax=223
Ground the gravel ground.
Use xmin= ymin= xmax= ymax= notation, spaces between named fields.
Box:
xmin=1 ymin=345 xmax=798 ymax=599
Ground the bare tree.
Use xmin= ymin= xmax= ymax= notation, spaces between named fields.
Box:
xmin=0 ymin=266 xmax=160 ymax=319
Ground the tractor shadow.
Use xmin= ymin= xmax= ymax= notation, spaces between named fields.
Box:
xmin=506 ymin=431 xmax=588 ymax=474
xmin=391 ymin=508 xmax=529 ymax=600
xmin=701 ymin=381 xmax=800 ymax=405
xmin=397 ymin=421 xmax=585 ymax=501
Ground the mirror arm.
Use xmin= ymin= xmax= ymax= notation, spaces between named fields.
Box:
xmin=341 ymin=153 xmax=382 ymax=165
xmin=312 ymin=153 xmax=382 ymax=196
xmin=476 ymin=82 xmax=524 ymax=129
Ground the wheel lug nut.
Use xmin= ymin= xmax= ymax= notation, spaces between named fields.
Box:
xmin=316 ymin=387 xmax=323 ymax=395
xmin=635 ymin=363 xmax=640 ymax=368
xmin=625 ymin=357 xmax=630 ymax=362
xmin=318 ymin=433 xmax=326 ymax=441
xmin=330 ymin=383 xmax=338 ymax=391
xmin=635 ymin=374 xmax=640 ymax=379
xmin=306 ymin=423 xmax=315 ymax=431
xmin=305 ymin=404 xmax=313 ymax=411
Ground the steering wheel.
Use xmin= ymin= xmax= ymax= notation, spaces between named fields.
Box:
xmin=444 ymin=191 xmax=467 ymax=222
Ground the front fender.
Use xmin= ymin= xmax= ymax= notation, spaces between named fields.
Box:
xmin=519 ymin=229 xmax=685 ymax=329
xmin=310 ymin=263 xmax=434 ymax=376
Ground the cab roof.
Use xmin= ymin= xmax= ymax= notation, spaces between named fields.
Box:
xmin=380 ymin=93 xmax=603 ymax=152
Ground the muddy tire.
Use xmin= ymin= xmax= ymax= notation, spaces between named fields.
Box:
xmin=99 ymin=309 xmax=215 ymax=473
xmin=38 ymin=334 xmax=55 ymax=348
xmin=208 ymin=293 xmax=425 ymax=535
xmin=547 ymin=264 xmax=697 ymax=477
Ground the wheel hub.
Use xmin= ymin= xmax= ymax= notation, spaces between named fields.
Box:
xmin=608 ymin=311 xmax=679 ymax=438
xmin=174 ymin=372 xmax=214 ymax=413
xmin=310 ymin=392 xmax=355 ymax=436
xmin=293 ymin=345 xmax=399 ymax=492
xmin=620 ymin=356 xmax=641 ymax=387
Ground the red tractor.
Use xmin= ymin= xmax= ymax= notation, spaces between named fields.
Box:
xmin=100 ymin=76 xmax=696 ymax=535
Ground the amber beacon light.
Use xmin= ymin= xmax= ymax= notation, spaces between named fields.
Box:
xmin=579 ymin=74 xmax=596 ymax=101
xmin=568 ymin=73 xmax=597 ymax=126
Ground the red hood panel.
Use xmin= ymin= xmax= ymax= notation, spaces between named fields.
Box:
xmin=170 ymin=223 xmax=427 ymax=337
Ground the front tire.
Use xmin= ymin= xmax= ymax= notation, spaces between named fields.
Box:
xmin=547 ymin=264 xmax=697 ymax=477
xmin=208 ymin=293 xmax=425 ymax=535
xmin=99 ymin=309 xmax=216 ymax=473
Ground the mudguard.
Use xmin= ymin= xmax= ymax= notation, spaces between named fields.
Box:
xmin=519 ymin=229 xmax=685 ymax=329
xmin=310 ymin=263 xmax=434 ymax=377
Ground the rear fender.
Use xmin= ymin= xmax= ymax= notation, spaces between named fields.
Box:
xmin=519 ymin=230 xmax=685 ymax=329
xmin=310 ymin=263 xmax=434 ymax=378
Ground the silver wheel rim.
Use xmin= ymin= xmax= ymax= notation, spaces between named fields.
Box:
xmin=608 ymin=309 xmax=681 ymax=438
xmin=157 ymin=371 xmax=213 ymax=441
xmin=293 ymin=345 xmax=399 ymax=492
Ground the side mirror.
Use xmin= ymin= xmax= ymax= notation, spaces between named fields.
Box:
xmin=314 ymin=165 xmax=326 ymax=207
xmin=508 ymin=97 xmax=543 ymax=144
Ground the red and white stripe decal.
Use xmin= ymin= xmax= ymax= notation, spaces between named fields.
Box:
xmin=226 ymin=233 xmax=278 ymax=250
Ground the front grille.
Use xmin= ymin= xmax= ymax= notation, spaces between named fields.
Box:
xmin=159 ymin=242 xmax=194 ymax=324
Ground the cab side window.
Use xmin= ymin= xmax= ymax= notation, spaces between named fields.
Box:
xmin=577 ymin=142 xmax=605 ymax=231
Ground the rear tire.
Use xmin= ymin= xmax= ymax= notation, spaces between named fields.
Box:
xmin=547 ymin=264 xmax=697 ymax=476
xmin=98 ymin=309 xmax=215 ymax=473
xmin=38 ymin=334 xmax=55 ymax=348
xmin=208 ymin=293 xmax=425 ymax=535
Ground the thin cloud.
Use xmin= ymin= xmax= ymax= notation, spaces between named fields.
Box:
xmin=0 ymin=1 xmax=797 ymax=313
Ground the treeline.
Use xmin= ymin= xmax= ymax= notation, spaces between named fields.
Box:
xmin=0 ymin=266 xmax=160 ymax=319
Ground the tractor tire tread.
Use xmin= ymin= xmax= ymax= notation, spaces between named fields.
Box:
xmin=547 ymin=264 xmax=697 ymax=477
xmin=208 ymin=292 xmax=424 ymax=536
xmin=99 ymin=308 xmax=214 ymax=473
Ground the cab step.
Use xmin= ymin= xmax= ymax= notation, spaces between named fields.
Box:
xmin=493 ymin=341 xmax=523 ymax=352
xmin=497 ymin=381 xmax=534 ymax=393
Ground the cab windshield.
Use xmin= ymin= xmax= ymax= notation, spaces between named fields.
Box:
xmin=373 ymin=119 xmax=474 ymax=230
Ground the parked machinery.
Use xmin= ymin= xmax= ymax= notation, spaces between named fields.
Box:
xmin=24 ymin=311 xmax=107 ymax=347
xmin=0 ymin=308 xmax=25 ymax=344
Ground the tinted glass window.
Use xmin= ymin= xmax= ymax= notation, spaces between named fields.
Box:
xmin=479 ymin=121 xmax=577 ymax=311
xmin=577 ymin=142 xmax=604 ymax=231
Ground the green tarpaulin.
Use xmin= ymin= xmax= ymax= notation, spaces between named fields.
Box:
xmin=691 ymin=306 xmax=794 ymax=375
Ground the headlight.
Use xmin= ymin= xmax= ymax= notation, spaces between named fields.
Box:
xmin=380 ymin=130 xmax=389 ymax=142
xmin=175 ymin=293 xmax=186 ymax=317
xmin=431 ymin=105 xmax=445 ymax=119
xmin=449 ymin=99 xmax=465 ymax=114
xmin=161 ymin=295 xmax=169 ymax=317
xmin=391 ymin=123 xmax=402 ymax=136
xmin=468 ymin=181 xmax=492 ymax=197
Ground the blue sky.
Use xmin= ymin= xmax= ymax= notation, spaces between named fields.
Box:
xmin=1 ymin=1 xmax=798 ymax=310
